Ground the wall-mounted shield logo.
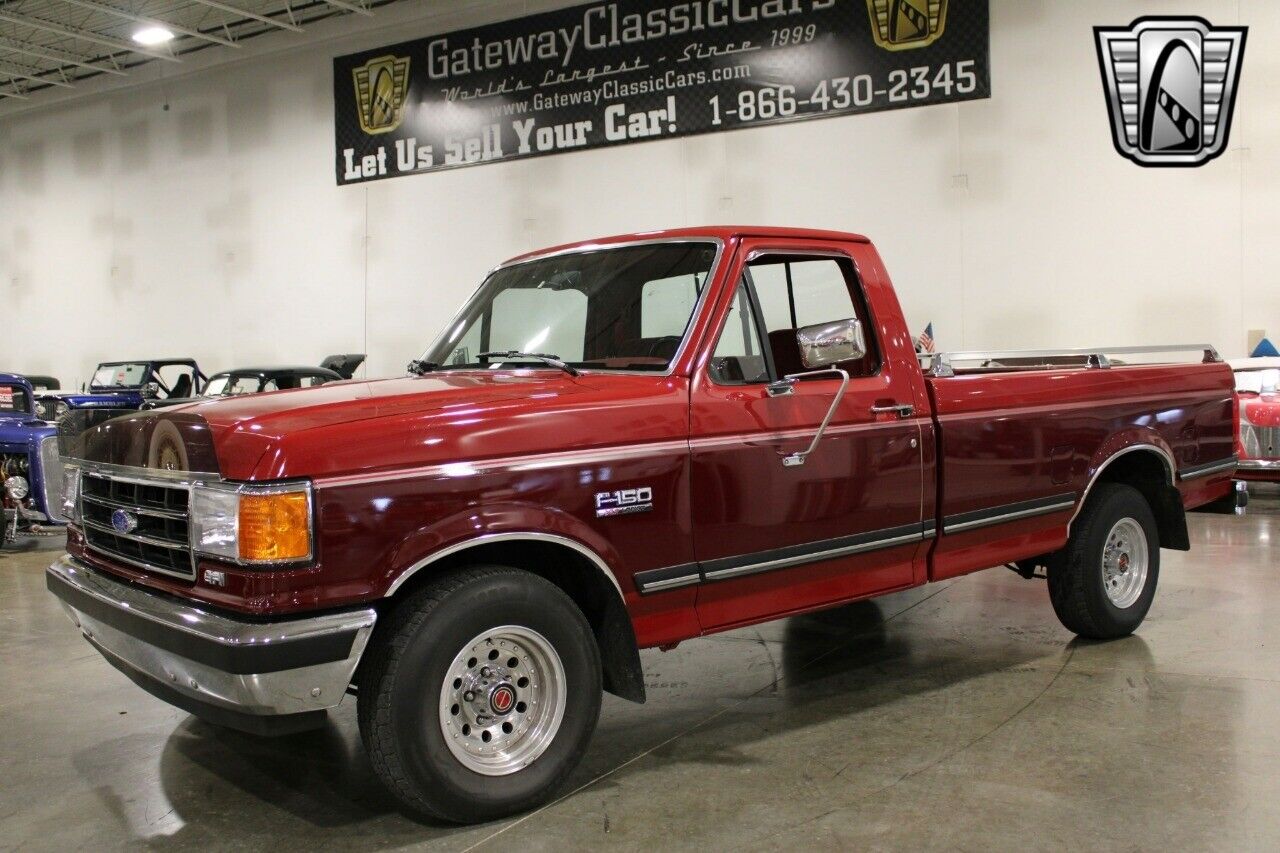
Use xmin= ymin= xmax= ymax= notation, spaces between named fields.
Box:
xmin=865 ymin=0 xmax=948 ymax=51
xmin=352 ymin=54 xmax=411 ymax=135
xmin=1095 ymin=17 xmax=1247 ymax=167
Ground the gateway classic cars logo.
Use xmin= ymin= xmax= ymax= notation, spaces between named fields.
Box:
xmin=1095 ymin=17 xmax=1246 ymax=167
xmin=866 ymin=0 xmax=947 ymax=51
xmin=353 ymin=54 xmax=412 ymax=135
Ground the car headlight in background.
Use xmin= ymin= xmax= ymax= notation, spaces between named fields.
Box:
xmin=191 ymin=482 xmax=313 ymax=564
xmin=4 ymin=475 xmax=29 ymax=500
xmin=60 ymin=466 xmax=80 ymax=522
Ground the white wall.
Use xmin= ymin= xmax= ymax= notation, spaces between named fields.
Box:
xmin=2 ymin=0 xmax=1275 ymax=387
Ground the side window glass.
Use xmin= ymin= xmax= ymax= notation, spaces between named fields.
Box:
xmin=746 ymin=257 xmax=880 ymax=377
xmin=709 ymin=281 xmax=769 ymax=385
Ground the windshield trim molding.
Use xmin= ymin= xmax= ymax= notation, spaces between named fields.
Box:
xmin=420 ymin=237 xmax=726 ymax=380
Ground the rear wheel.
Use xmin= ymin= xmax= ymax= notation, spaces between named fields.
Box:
xmin=1048 ymin=483 xmax=1160 ymax=639
xmin=358 ymin=566 xmax=602 ymax=823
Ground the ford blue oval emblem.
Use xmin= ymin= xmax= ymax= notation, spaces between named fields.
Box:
xmin=111 ymin=509 xmax=138 ymax=534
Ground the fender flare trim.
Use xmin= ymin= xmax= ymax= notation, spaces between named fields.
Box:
xmin=1068 ymin=443 xmax=1177 ymax=535
xmin=384 ymin=531 xmax=626 ymax=601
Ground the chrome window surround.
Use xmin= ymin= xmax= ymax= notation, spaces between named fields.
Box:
xmin=921 ymin=344 xmax=1222 ymax=378
xmin=419 ymin=237 xmax=726 ymax=379
xmin=71 ymin=459 xmax=315 ymax=577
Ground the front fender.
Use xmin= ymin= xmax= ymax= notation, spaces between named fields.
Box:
xmin=379 ymin=502 xmax=626 ymax=599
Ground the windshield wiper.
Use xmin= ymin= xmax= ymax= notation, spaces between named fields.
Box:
xmin=479 ymin=352 xmax=579 ymax=377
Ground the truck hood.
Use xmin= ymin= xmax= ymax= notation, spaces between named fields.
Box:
xmin=40 ymin=390 xmax=139 ymax=407
xmin=185 ymin=373 xmax=589 ymax=437
xmin=0 ymin=417 xmax=57 ymax=447
xmin=69 ymin=371 xmax=689 ymax=481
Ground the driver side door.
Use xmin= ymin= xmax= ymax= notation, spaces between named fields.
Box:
xmin=690 ymin=242 xmax=927 ymax=631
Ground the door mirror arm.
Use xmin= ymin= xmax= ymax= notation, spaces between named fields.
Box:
xmin=778 ymin=368 xmax=851 ymax=467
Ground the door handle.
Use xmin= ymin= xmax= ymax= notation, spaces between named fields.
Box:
xmin=870 ymin=403 xmax=915 ymax=419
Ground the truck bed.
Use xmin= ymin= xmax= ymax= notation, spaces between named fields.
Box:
xmin=922 ymin=348 xmax=1236 ymax=581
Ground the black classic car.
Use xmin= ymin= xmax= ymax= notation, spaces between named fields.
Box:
xmin=139 ymin=355 xmax=365 ymax=410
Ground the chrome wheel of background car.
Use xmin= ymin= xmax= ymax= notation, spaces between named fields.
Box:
xmin=1102 ymin=517 xmax=1149 ymax=609
xmin=438 ymin=625 xmax=566 ymax=776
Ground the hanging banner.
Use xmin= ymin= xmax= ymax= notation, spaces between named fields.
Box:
xmin=333 ymin=0 xmax=990 ymax=185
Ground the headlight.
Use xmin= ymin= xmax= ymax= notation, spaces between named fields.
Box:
xmin=5 ymin=475 xmax=29 ymax=500
xmin=55 ymin=400 xmax=69 ymax=420
xmin=191 ymin=482 xmax=313 ymax=565
xmin=60 ymin=466 xmax=80 ymax=522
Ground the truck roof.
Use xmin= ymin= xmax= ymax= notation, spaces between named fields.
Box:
xmin=502 ymin=226 xmax=871 ymax=266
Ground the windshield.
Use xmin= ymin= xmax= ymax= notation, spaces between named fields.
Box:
xmin=91 ymin=363 xmax=149 ymax=387
xmin=0 ymin=384 xmax=29 ymax=415
xmin=203 ymin=374 xmax=261 ymax=397
xmin=425 ymin=242 xmax=717 ymax=373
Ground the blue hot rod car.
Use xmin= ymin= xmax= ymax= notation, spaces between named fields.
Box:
xmin=34 ymin=358 xmax=206 ymax=435
xmin=0 ymin=373 xmax=66 ymax=545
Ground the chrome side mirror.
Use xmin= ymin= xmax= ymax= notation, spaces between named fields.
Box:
xmin=797 ymin=318 xmax=865 ymax=369
xmin=141 ymin=381 xmax=161 ymax=400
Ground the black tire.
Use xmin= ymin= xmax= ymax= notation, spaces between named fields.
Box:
xmin=1048 ymin=483 xmax=1160 ymax=639
xmin=358 ymin=565 xmax=602 ymax=824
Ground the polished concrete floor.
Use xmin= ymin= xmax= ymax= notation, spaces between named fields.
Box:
xmin=3 ymin=492 xmax=1279 ymax=851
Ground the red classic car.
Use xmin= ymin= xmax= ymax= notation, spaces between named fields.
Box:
xmin=1232 ymin=357 xmax=1280 ymax=482
xmin=46 ymin=227 xmax=1238 ymax=823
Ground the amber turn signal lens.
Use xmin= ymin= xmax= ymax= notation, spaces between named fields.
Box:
xmin=238 ymin=491 xmax=311 ymax=562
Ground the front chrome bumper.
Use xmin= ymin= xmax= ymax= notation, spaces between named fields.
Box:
xmin=47 ymin=555 xmax=376 ymax=735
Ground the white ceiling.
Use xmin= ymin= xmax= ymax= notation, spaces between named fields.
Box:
xmin=0 ymin=0 xmax=409 ymax=101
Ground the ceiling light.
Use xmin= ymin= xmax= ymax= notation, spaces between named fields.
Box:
xmin=133 ymin=26 xmax=175 ymax=46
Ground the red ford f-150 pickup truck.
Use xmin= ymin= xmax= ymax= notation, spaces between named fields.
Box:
xmin=47 ymin=227 xmax=1239 ymax=823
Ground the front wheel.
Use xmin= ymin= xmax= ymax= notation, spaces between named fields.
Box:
xmin=1048 ymin=483 xmax=1160 ymax=639
xmin=358 ymin=566 xmax=602 ymax=823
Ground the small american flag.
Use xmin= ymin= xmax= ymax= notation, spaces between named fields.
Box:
xmin=917 ymin=323 xmax=935 ymax=354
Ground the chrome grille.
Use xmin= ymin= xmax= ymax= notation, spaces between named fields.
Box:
xmin=1241 ymin=424 xmax=1280 ymax=460
xmin=80 ymin=471 xmax=194 ymax=579
xmin=39 ymin=436 xmax=65 ymax=520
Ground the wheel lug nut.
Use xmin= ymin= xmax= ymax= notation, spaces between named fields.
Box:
xmin=481 ymin=667 xmax=492 ymax=677
xmin=463 ymin=691 xmax=476 ymax=702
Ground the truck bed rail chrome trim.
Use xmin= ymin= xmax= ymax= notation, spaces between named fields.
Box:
xmin=921 ymin=344 xmax=1221 ymax=378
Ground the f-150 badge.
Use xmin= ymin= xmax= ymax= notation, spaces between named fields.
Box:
xmin=1095 ymin=17 xmax=1246 ymax=167
xmin=595 ymin=487 xmax=653 ymax=518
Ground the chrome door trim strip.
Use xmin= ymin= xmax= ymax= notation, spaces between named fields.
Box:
xmin=699 ymin=521 xmax=930 ymax=585
xmin=943 ymin=493 xmax=1077 ymax=534
xmin=633 ymin=563 xmax=702 ymax=594
xmin=1178 ymin=456 xmax=1239 ymax=481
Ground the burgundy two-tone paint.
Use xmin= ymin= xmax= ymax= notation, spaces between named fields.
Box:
xmin=63 ymin=226 xmax=1238 ymax=652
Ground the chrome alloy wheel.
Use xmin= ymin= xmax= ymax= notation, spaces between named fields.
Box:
xmin=439 ymin=625 xmax=567 ymax=776
xmin=1102 ymin=517 xmax=1149 ymax=609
